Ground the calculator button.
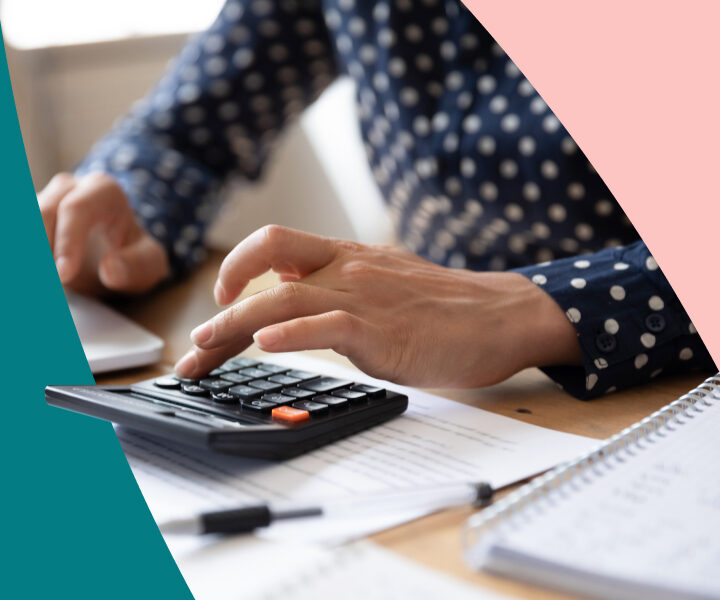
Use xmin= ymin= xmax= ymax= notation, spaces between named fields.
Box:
xmin=268 ymin=374 xmax=301 ymax=386
xmin=299 ymin=377 xmax=353 ymax=394
xmin=312 ymin=394 xmax=349 ymax=409
xmin=349 ymin=384 xmax=385 ymax=399
xmin=174 ymin=376 xmax=199 ymax=384
xmin=285 ymin=370 xmax=320 ymax=382
xmin=292 ymin=400 xmax=330 ymax=416
xmin=219 ymin=372 xmax=253 ymax=384
xmin=256 ymin=363 xmax=290 ymax=374
xmin=211 ymin=392 xmax=238 ymax=404
xmin=272 ymin=406 xmax=310 ymax=422
xmin=261 ymin=393 xmax=296 ymax=405
xmin=199 ymin=379 xmax=234 ymax=392
xmin=154 ymin=377 xmax=181 ymax=389
xmin=242 ymin=399 xmax=278 ymax=413
xmin=181 ymin=384 xmax=208 ymax=397
xmin=238 ymin=367 xmax=271 ymax=379
xmin=332 ymin=389 xmax=368 ymax=404
xmin=228 ymin=385 xmax=264 ymax=400
xmin=222 ymin=357 xmax=259 ymax=370
xmin=248 ymin=379 xmax=284 ymax=393
xmin=209 ymin=368 xmax=230 ymax=376
xmin=280 ymin=387 xmax=316 ymax=399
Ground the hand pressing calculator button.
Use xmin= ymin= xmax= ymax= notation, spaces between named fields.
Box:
xmin=272 ymin=406 xmax=310 ymax=422
xmin=46 ymin=357 xmax=408 ymax=459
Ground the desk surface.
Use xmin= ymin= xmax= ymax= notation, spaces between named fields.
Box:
xmin=99 ymin=251 xmax=708 ymax=600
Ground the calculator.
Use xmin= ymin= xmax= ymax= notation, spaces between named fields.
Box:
xmin=45 ymin=356 xmax=408 ymax=459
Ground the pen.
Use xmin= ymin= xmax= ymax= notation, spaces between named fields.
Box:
xmin=159 ymin=481 xmax=494 ymax=535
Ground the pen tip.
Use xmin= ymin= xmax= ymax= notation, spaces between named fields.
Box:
xmin=158 ymin=517 xmax=200 ymax=536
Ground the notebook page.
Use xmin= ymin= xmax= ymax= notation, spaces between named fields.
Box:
xmin=484 ymin=393 xmax=720 ymax=599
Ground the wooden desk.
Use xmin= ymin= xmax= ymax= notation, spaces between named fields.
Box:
xmin=100 ymin=251 xmax=708 ymax=599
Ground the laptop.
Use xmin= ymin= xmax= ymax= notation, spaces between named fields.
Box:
xmin=65 ymin=289 xmax=164 ymax=374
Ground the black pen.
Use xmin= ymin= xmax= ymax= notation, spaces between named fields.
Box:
xmin=159 ymin=481 xmax=494 ymax=535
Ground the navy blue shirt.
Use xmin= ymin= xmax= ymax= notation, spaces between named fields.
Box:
xmin=77 ymin=0 xmax=713 ymax=398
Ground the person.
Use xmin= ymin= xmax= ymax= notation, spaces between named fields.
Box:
xmin=37 ymin=0 xmax=712 ymax=397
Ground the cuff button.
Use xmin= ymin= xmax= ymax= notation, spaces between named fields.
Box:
xmin=645 ymin=313 xmax=666 ymax=333
xmin=595 ymin=332 xmax=617 ymax=353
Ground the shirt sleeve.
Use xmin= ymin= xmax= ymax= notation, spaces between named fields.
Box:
xmin=75 ymin=0 xmax=338 ymax=276
xmin=513 ymin=241 xmax=716 ymax=399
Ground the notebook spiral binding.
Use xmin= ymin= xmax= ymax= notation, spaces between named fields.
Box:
xmin=462 ymin=373 xmax=720 ymax=566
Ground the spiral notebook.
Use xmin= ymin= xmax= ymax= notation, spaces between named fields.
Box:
xmin=463 ymin=374 xmax=720 ymax=600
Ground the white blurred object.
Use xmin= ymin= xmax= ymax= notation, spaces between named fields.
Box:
xmin=177 ymin=540 xmax=516 ymax=600
xmin=1 ymin=0 xmax=225 ymax=49
xmin=65 ymin=289 xmax=164 ymax=373
xmin=206 ymin=79 xmax=394 ymax=249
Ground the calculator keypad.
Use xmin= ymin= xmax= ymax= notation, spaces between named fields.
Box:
xmin=143 ymin=360 xmax=393 ymax=427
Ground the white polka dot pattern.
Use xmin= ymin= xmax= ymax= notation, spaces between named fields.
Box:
xmin=74 ymin=0 xmax=712 ymax=399
xmin=519 ymin=243 xmax=711 ymax=398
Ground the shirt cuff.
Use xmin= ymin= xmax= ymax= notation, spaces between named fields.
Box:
xmin=512 ymin=244 xmax=692 ymax=399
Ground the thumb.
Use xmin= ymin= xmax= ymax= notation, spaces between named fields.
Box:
xmin=99 ymin=234 xmax=170 ymax=293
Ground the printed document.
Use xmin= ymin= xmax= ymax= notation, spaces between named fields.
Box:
xmin=117 ymin=354 xmax=596 ymax=545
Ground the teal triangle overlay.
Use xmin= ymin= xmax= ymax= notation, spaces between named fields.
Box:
xmin=0 ymin=27 xmax=193 ymax=599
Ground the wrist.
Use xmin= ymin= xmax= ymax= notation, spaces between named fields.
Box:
xmin=504 ymin=273 xmax=583 ymax=370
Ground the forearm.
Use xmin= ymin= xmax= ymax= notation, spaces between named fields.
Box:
xmin=76 ymin=0 xmax=339 ymax=276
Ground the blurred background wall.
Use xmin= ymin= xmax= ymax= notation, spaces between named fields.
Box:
xmin=2 ymin=0 xmax=394 ymax=249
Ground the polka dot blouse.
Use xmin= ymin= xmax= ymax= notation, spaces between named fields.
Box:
xmin=76 ymin=0 xmax=713 ymax=398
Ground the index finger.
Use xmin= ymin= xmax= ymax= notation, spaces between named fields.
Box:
xmin=37 ymin=173 xmax=76 ymax=250
xmin=215 ymin=225 xmax=340 ymax=305
xmin=54 ymin=174 xmax=131 ymax=283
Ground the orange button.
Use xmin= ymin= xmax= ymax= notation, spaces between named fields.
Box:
xmin=272 ymin=406 xmax=310 ymax=422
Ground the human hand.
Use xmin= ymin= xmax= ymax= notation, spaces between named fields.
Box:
xmin=38 ymin=172 xmax=169 ymax=295
xmin=175 ymin=225 xmax=582 ymax=388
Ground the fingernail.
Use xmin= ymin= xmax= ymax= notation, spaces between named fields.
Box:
xmin=56 ymin=257 xmax=70 ymax=281
xmin=254 ymin=327 xmax=281 ymax=349
xmin=105 ymin=257 xmax=128 ymax=284
xmin=190 ymin=321 xmax=213 ymax=346
xmin=174 ymin=350 xmax=198 ymax=376
xmin=214 ymin=280 xmax=227 ymax=305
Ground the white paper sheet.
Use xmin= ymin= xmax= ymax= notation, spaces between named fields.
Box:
xmin=177 ymin=539 xmax=516 ymax=600
xmin=118 ymin=354 xmax=596 ymax=546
